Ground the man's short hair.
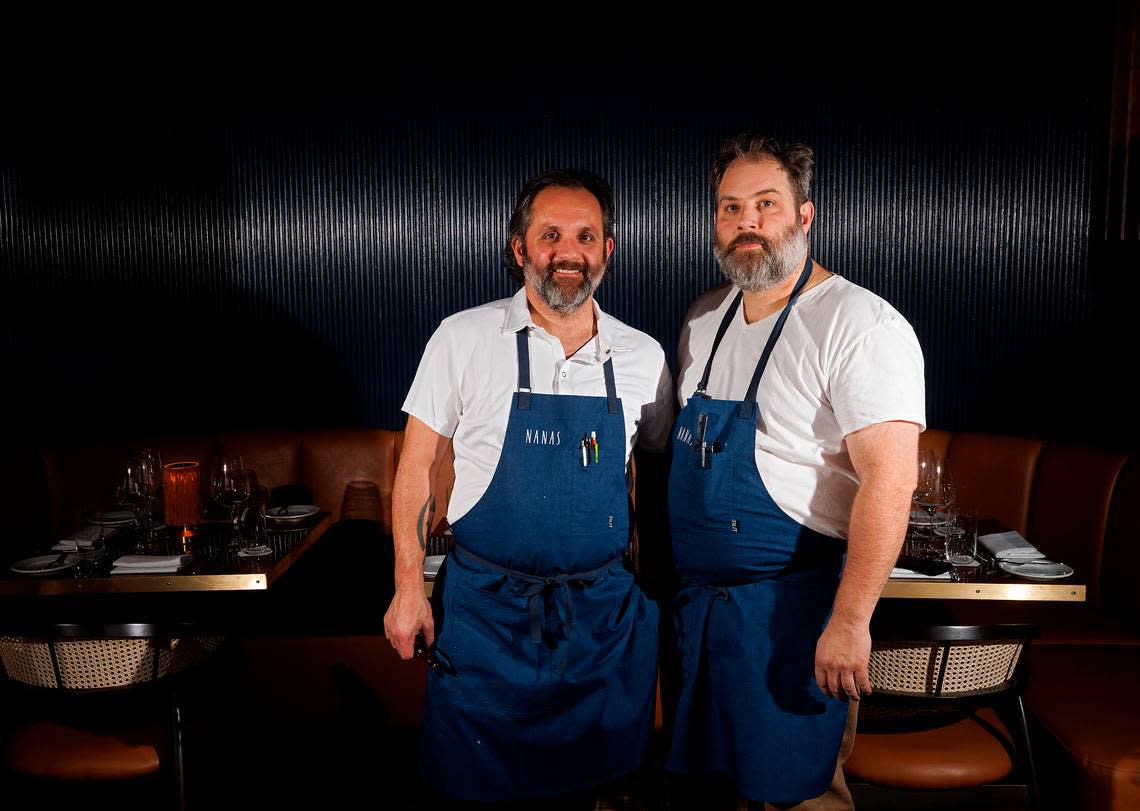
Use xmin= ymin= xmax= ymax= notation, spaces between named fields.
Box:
xmin=711 ymin=134 xmax=815 ymax=208
xmin=501 ymin=169 xmax=615 ymax=283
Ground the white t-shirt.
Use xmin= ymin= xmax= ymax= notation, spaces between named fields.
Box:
xmin=676 ymin=275 xmax=926 ymax=540
xmin=404 ymin=287 xmax=674 ymax=524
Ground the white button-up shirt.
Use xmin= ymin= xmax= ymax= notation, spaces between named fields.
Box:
xmin=403 ymin=287 xmax=673 ymax=524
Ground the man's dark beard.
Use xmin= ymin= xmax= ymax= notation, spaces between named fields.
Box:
xmin=522 ymin=253 xmax=606 ymax=314
xmin=714 ymin=221 xmax=807 ymax=293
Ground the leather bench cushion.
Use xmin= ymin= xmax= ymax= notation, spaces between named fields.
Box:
xmin=301 ymin=430 xmax=397 ymax=532
xmin=1100 ymin=457 xmax=1140 ymax=628
xmin=4 ymin=719 xmax=165 ymax=780
xmin=39 ymin=442 xmax=131 ymax=540
xmin=1025 ymin=645 xmax=1140 ymax=810
xmin=846 ymin=707 xmax=1014 ymax=789
xmin=919 ymin=428 xmax=952 ymax=465
xmin=1026 ymin=443 xmax=1129 ymax=606
xmin=947 ymin=433 xmax=1043 ymax=535
xmin=216 ymin=431 xmax=302 ymax=494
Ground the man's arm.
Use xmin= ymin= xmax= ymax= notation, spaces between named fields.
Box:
xmin=814 ymin=420 xmax=919 ymax=701
xmin=383 ymin=414 xmax=452 ymax=660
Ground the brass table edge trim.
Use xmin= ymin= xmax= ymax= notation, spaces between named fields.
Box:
xmin=882 ymin=580 xmax=1087 ymax=601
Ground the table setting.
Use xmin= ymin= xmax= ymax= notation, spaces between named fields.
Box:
xmin=2 ymin=447 xmax=329 ymax=594
xmin=891 ymin=449 xmax=1075 ymax=588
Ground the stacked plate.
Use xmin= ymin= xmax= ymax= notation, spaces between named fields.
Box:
xmin=85 ymin=510 xmax=137 ymax=528
xmin=263 ymin=504 xmax=319 ymax=528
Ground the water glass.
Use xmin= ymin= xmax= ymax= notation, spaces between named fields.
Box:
xmin=75 ymin=510 xmax=107 ymax=577
xmin=943 ymin=510 xmax=980 ymax=580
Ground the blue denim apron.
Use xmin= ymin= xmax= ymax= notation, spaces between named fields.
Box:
xmin=422 ymin=328 xmax=659 ymax=802
xmin=666 ymin=257 xmax=848 ymax=803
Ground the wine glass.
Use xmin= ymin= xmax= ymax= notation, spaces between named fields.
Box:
xmin=916 ymin=458 xmax=954 ymax=537
xmin=912 ymin=449 xmax=935 ymax=516
xmin=210 ymin=455 xmax=250 ymax=550
xmin=116 ymin=456 xmax=153 ymax=553
xmin=134 ymin=449 xmax=162 ymax=550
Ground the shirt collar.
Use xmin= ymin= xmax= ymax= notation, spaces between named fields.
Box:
xmin=501 ymin=286 xmax=630 ymax=362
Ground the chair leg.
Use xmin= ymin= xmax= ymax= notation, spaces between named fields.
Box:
xmin=1015 ymin=695 xmax=1039 ymax=809
xmin=172 ymin=692 xmax=186 ymax=811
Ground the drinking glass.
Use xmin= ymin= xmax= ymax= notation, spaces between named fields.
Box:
xmin=210 ymin=455 xmax=250 ymax=550
xmin=75 ymin=510 xmax=107 ymax=577
xmin=945 ymin=510 xmax=979 ymax=566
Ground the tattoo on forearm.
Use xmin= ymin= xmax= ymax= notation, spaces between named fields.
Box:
xmin=416 ymin=496 xmax=437 ymax=552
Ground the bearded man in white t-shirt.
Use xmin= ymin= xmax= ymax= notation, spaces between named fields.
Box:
xmin=666 ymin=134 xmax=926 ymax=810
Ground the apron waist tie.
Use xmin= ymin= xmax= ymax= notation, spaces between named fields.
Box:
xmin=454 ymin=545 xmax=619 ymax=670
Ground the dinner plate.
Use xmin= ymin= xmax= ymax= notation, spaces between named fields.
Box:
xmin=11 ymin=554 xmax=78 ymax=575
xmin=999 ymin=561 xmax=1074 ymax=580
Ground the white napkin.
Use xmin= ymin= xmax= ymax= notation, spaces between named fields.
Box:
xmin=51 ymin=525 xmax=119 ymax=551
xmin=890 ymin=566 xmax=952 ymax=580
xmin=977 ymin=531 xmax=1045 ymax=560
xmin=110 ymin=554 xmax=191 ymax=574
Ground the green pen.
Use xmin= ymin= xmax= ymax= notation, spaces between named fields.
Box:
xmin=591 ymin=431 xmax=598 ymax=464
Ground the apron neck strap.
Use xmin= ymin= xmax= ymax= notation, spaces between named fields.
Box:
xmin=602 ymin=355 xmax=618 ymax=414
xmin=737 ymin=254 xmax=814 ymax=421
xmin=515 ymin=327 xmax=618 ymax=413
xmin=695 ymin=291 xmax=744 ymax=397
xmin=516 ymin=328 xmax=532 ymax=410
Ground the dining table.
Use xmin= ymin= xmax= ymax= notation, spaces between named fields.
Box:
xmin=0 ymin=513 xmax=333 ymax=596
xmin=0 ymin=512 xmax=346 ymax=637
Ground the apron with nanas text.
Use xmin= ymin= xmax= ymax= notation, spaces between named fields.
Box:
xmin=422 ymin=328 xmax=658 ymax=802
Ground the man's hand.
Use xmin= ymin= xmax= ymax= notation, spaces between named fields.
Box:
xmin=814 ymin=616 xmax=872 ymax=701
xmin=384 ymin=586 xmax=435 ymax=660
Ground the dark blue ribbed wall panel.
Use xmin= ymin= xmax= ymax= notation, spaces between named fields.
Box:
xmin=0 ymin=41 xmax=1116 ymax=446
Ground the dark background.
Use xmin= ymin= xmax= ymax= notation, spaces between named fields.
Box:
xmin=3 ymin=13 xmax=1136 ymax=450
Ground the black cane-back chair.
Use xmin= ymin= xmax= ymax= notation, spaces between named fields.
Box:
xmin=846 ymin=624 xmax=1040 ymax=811
xmin=0 ymin=623 xmax=224 ymax=810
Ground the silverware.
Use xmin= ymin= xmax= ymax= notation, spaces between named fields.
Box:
xmin=998 ymin=558 xmax=1060 ymax=566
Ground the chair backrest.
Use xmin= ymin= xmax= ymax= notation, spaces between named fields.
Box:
xmin=0 ymin=624 xmax=223 ymax=691
xmin=868 ymin=624 xmax=1039 ymax=702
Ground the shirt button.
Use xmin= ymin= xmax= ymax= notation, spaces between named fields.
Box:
xmin=561 ymin=371 xmax=567 ymax=377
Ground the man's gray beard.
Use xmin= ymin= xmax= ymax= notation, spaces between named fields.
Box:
xmin=523 ymin=260 xmax=605 ymax=314
xmin=715 ymin=223 xmax=808 ymax=293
